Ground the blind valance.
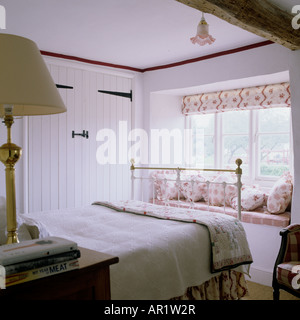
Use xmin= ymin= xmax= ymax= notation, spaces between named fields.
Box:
xmin=182 ymin=82 xmax=290 ymax=115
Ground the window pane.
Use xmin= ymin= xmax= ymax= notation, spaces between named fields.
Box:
xmin=191 ymin=114 xmax=214 ymax=135
xmin=203 ymin=136 xmax=214 ymax=168
xmin=259 ymin=108 xmax=290 ymax=133
xmin=259 ymin=134 xmax=290 ymax=177
xmin=191 ymin=114 xmax=215 ymax=167
xmin=192 ymin=132 xmax=214 ymax=167
xmin=223 ymin=110 xmax=249 ymax=134
xmin=223 ymin=135 xmax=249 ymax=175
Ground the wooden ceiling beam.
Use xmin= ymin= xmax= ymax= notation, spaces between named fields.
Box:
xmin=176 ymin=0 xmax=300 ymax=50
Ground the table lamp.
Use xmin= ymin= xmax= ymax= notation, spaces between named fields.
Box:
xmin=0 ymin=34 xmax=66 ymax=244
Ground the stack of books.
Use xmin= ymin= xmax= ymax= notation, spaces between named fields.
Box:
xmin=0 ymin=236 xmax=81 ymax=287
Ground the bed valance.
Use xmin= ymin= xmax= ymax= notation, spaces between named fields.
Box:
xmin=182 ymin=82 xmax=290 ymax=115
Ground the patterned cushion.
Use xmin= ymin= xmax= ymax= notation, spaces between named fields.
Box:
xmin=283 ymin=228 xmax=300 ymax=262
xmin=209 ymin=173 xmax=237 ymax=207
xmin=152 ymin=172 xmax=179 ymax=201
xmin=277 ymin=261 xmax=300 ymax=291
xmin=180 ymin=174 xmax=208 ymax=202
xmin=267 ymin=172 xmax=293 ymax=214
xmin=231 ymin=186 xmax=267 ymax=211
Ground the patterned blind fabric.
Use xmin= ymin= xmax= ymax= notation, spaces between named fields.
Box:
xmin=182 ymin=82 xmax=290 ymax=115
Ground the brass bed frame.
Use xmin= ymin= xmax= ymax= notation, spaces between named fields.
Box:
xmin=130 ymin=158 xmax=243 ymax=220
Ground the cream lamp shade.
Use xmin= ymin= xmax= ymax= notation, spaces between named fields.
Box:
xmin=0 ymin=33 xmax=66 ymax=116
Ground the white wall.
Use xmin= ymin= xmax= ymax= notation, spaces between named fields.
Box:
xmin=143 ymin=43 xmax=299 ymax=221
xmin=289 ymin=50 xmax=300 ymax=224
xmin=149 ymin=93 xmax=184 ymax=166
xmin=143 ymin=43 xmax=300 ymax=285
xmin=0 ymin=56 xmax=144 ymax=215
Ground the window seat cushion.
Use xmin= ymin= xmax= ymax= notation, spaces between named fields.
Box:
xmin=152 ymin=199 xmax=290 ymax=228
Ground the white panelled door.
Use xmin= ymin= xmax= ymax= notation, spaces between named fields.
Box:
xmin=27 ymin=63 xmax=132 ymax=213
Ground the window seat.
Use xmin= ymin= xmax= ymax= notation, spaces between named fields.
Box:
xmin=152 ymin=199 xmax=290 ymax=228
xmin=150 ymin=170 xmax=293 ymax=228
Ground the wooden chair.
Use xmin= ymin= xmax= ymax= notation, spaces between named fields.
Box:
xmin=272 ymin=224 xmax=300 ymax=300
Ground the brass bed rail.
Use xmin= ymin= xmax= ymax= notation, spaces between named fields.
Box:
xmin=130 ymin=158 xmax=243 ymax=220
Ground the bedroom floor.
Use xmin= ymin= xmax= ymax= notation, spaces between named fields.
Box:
xmin=243 ymin=281 xmax=299 ymax=300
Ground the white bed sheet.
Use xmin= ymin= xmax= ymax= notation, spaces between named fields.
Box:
xmin=22 ymin=204 xmax=231 ymax=300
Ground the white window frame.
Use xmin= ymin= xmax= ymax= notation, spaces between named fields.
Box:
xmin=186 ymin=108 xmax=292 ymax=188
xmin=253 ymin=108 xmax=292 ymax=186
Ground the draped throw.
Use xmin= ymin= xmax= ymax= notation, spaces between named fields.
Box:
xmin=182 ymin=82 xmax=290 ymax=115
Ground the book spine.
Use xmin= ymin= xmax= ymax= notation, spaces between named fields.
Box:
xmin=0 ymin=237 xmax=78 ymax=266
xmin=5 ymin=250 xmax=81 ymax=275
xmin=5 ymin=259 xmax=79 ymax=287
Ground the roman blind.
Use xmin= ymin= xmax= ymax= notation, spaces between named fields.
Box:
xmin=182 ymin=82 xmax=290 ymax=115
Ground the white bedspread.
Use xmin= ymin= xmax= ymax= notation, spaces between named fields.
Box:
xmin=21 ymin=203 xmax=249 ymax=300
xmin=95 ymin=200 xmax=252 ymax=273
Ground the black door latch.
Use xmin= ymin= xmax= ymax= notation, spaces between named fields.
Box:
xmin=72 ymin=130 xmax=89 ymax=139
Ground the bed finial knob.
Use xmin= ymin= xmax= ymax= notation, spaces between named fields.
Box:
xmin=235 ymin=158 xmax=242 ymax=174
xmin=130 ymin=158 xmax=135 ymax=170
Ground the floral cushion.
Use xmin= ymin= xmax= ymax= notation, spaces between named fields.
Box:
xmin=151 ymin=170 xmax=293 ymax=215
xmin=231 ymin=186 xmax=267 ymax=211
xmin=180 ymin=174 xmax=208 ymax=202
xmin=152 ymin=172 xmax=179 ymax=201
xmin=209 ymin=173 xmax=237 ymax=207
xmin=267 ymin=172 xmax=293 ymax=214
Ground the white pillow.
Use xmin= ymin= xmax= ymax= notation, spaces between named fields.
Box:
xmin=267 ymin=172 xmax=293 ymax=214
xmin=0 ymin=196 xmax=32 ymax=244
xmin=152 ymin=172 xmax=180 ymax=201
xmin=20 ymin=215 xmax=50 ymax=239
xmin=231 ymin=186 xmax=266 ymax=211
xmin=209 ymin=173 xmax=237 ymax=206
xmin=180 ymin=174 xmax=207 ymax=202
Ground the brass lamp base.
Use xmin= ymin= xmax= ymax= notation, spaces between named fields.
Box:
xmin=0 ymin=115 xmax=22 ymax=244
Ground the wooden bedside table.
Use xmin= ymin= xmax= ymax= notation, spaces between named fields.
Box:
xmin=0 ymin=247 xmax=119 ymax=300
